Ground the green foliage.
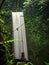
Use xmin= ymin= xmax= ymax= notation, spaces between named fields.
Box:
xmin=0 ymin=0 xmax=49 ymax=65
xmin=17 ymin=62 xmax=26 ymax=65
xmin=45 ymin=62 xmax=49 ymax=65
xmin=23 ymin=0 xmax=49 ymax=65
xmin=16 ymin=62 xmax=33 ymax=65
xmin=0 ymin=44 xmax=7 ymax=65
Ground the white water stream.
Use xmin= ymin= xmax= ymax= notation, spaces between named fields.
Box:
xmin=12 ymin=12 xmax=28 ymax=60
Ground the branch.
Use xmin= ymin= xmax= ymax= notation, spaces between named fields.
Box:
xmin=0 ymin=0 xmax=5 ymax=10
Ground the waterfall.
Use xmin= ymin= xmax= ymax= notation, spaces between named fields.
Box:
xmin=12 ymin=12 xmax=28 ymax=60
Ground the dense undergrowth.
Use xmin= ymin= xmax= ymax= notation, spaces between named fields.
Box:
xmin=0 ymin=0 xmax=49 ymax=65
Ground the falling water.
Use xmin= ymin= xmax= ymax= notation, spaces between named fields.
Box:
xmin=12 ymin=12 xmax=28 ymax=60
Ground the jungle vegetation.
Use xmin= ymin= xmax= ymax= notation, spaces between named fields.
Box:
xmin=0 ymin=0 xmax=49 ymax=65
